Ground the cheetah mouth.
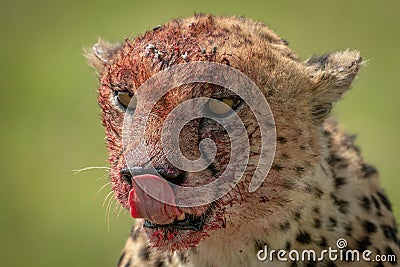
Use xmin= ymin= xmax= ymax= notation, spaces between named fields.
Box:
xmin=121 ymin=170 xmax=209 ymax=230
xmin=143 ymin=213 xmax=206 ymax=231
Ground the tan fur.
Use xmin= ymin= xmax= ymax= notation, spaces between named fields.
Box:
xmin=87 ymin=15 xmax=399 ymax=266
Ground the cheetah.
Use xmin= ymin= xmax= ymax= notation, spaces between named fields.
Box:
xmin=87 ymin=15 xmax=400 ymax=266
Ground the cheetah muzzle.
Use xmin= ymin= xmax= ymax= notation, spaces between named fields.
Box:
xmin=120 ymin=168 xmax=207 ymax=231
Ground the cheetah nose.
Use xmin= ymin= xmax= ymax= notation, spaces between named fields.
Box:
xmin=155 ymin=169 xmax=180 ymax=180
xmin=120 ymin=167 xmax=186 ymax=185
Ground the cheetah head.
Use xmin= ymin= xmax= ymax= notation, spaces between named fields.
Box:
xmin=87 ymin=15 xmax=362 ymax=252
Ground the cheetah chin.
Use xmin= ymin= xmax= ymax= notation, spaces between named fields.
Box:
xmin=87 ymin=14 xmax=399 ymax=267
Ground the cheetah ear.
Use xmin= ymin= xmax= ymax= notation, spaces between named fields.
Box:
xmin=85 ymin=39 xmax=122 ymax=75
xmin=305 ymin=50 xmax=363 ymax=123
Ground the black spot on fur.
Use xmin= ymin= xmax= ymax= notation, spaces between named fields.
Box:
xmin=356 ymin=236 xmax=371 ymax=251
xmin=330 ymin=193 xmax=349 ymax=214
xmin=124 ymin=259 xmax=131 ymax=267
xmin=299 ymin=145 xmax=307 ymax=150
xmin=313 ymin=187 xmax=324 ymax=198
xmin=381 ymin=224 xmax=397 ymax=243
xmin=312 ymin=207 xmax=320 ymax=214
xmin=384 ymin=247 xmax=397 ymax=265
xmin=342 ymin=134 xmax=360 ymax=153
xmin=254 ymin=240 xmax=265 ymax=252
xmin=154 ymin=257 xmax=165 ymax=267
xmin=361 ymin=196 xmax=372 ymax=211
xmin=272 ymin=164 xmax=284 ymax=171
xmin=328 ymin=217 xmax=337 ymax=230
xmin=285 ymin=241 xmax=291 ymax=250
xmin=118 ymin=251 xmax=125 ymax=266
xmin=206 ymin=162 xmax=218 ymax=176
xmin=374 ymin=262 xmax=384 ymax=267
xmin=259 ymin=196 xmax=270 ymax=203
xmin=363 ymin=220 xmax=377 ymax=233
xmin=314 ymin=218 xmax=321 ymax=229
xmin=361 ymin=163 xmax=377 ymax=178
xmin=345 ymin=224 xmax=353 ymax=237
xmin=327 ymin=152 xmax=349 ymax=169
xmin=377 ymin=192 xmax=392 ymax=211
xmin=294 ymin=211 xmax=301 ymax=221
xmin=371 ymin=195 xmax=381 ymax=210
xmin=296 ymin=232 xmax=311 ymax=244
xmin=178 ymin=253 xmax=189 ymax=264
xmin=282 ymin=38 xmax=290 ymax=45
xmin=323 ymin=129 xmax=331 ymax=137
xmin=306 ymin=261 xmax=316 ymax=267
xmin=326 ymin=261 xmax=337 ymax=267
xmin=327 ymin=153 xmax=343 ymax=166
xmin=139 ymin=245 xmax=151 ymax=261
xmin=282 ymin=153 xmax=290 ymax=159
xmin=290 ymin=262 xmax=298 ymax=267
xmin=277 ymin=136 xmax=288 ymax=144
xmin=280 ymin=220 xmax=291 ymax=231
xmin=334 ymin=177 xmax=346 ymax=189
xmin=318 ymin=237 xmax=328 ymax=248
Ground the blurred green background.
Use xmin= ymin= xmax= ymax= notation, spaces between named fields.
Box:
xmin=0 ymin=0 xmax=398 ymax=266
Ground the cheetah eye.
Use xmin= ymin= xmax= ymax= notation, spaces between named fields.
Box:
xmin=206 ymin=98 xmax=239 ymax=116
xmin=114 ymin=91 xmax=137 ymax=110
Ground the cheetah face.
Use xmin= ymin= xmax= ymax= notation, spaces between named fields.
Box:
xmin=88 ymin=15 xmax=362 ymax=251
xmin=105 ymin=80 xmax=264 ymax=250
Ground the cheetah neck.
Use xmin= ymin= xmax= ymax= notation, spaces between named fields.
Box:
xmin=190 ymin=162 xmax=336 ymax=267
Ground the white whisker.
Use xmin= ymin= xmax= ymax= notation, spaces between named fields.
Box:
xmin=72 ymin=166 xmax=111 ymax=174
xmin=116 ymin=205 xmax=124 ymax=218
xmin=94 ymin=173 xmax=110 ymax=182
xmin=113 ymin=200 xmax=120 ymax=216
xmin=106 ymin=195 xmax=114 ymax=232
xmin=96 ymin=182 xmax=112 ymax=200
xmin=103 ymin=191 xmax=114 ymax=207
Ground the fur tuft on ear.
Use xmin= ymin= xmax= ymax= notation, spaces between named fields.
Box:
xmin=305 ymin=50 xmax=363 ymax=123
xmin=84 ymin=39 xmax=122 ymax=75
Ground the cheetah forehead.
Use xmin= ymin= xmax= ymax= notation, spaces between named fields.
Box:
xmin=87 ymin=14 xmax=362 ymax=120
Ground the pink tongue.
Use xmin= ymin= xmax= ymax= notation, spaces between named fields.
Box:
xmin=128 ymin=174 xmax=183 ymax=225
